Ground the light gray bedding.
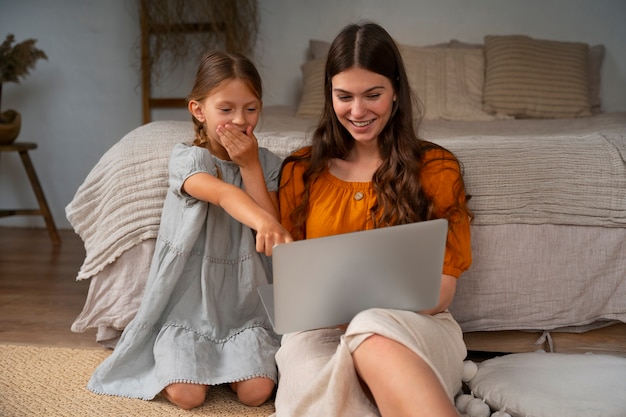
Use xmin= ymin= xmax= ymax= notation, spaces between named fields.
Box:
xmin=66 ymin=108 xmax=626 ymax=345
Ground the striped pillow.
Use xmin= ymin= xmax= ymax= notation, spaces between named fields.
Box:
xmin=399 ymin=45 xmax=498 ymax=121
xmin=295 ymin=58 xmax=325 ymax=118
xmin=483 ymin=35 xmax=592 ymax=118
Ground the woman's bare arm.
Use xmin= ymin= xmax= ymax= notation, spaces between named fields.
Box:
xmin=420 ymin=274 xmax=457 ymax=315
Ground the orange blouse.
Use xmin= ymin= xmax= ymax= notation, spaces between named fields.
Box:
xmin=279 ymin=147 xmax=472 ymax=278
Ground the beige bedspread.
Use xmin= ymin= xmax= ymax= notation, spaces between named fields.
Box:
xmin=66 ymin=110 xmax=626 ymax=281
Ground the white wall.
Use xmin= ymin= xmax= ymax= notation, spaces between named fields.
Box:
xmin=256 ymin=0 xmax=626 ymax=110
xmin=1 ymin=0 xmax=624 ymax=230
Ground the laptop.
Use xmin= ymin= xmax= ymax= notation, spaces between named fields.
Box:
xmin=257 ymin=218 xmax=448 ymax=334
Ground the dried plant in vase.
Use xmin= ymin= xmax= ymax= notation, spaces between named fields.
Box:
xmin=0 ymin=33 xmax=48 ymax=144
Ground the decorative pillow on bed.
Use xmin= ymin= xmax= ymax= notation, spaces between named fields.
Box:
xmin=588 ymin=44 xmax=605 ymax=114
xmin=399 ymin=45 xmax=498 ymax=121
xmin=307 ymin=38 xmax=330 ymax=61
xmin=401 ymin=38 xmax=603 ymax=114
xmin=295 ymin=58 xmax=326 ymax=118
xmin=435 ymin=39 xmax=483 ymax=49
xmin=463 ymin=352 xmax=626 ymax=417
xmin=425 ymin=38 xmax=603 ymax=114
xmin=483 ymin=35 xmax=592 ymax=119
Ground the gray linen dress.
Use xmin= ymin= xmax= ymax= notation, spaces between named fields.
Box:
xmin=88 ymin=142 xmax=282 ymax=400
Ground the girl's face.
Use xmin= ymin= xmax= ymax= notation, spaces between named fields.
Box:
xmin=331 ymin=66 xmax=396 ymax=145
xmin=189 ymin=78 xmax=261 ymax=156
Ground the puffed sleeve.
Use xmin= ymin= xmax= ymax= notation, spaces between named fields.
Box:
xmin=278 ymin=148 xmax=309 ymax=237
xmin=420 ymin=148 xmax=472 ymax=278
xmin=258 ymin=147 xmax=283 ymax=193
xmin=168 ymin=143 xmax=218 ymax=199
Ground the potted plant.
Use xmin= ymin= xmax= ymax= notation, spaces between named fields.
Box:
xmin=0 ymin=33 xmax=47 ymax=145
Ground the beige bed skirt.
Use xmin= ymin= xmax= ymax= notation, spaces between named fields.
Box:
xmin=71 ymin=222 xmax=626 ymax=348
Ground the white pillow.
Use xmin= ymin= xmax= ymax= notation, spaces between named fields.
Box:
xmin=466 ymin=352 xmax=626 ymax=417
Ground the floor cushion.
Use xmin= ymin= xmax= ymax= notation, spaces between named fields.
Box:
xmin=460 ymin=351 xmax=626 ymax=417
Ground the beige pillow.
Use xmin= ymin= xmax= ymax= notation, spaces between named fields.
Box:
xmin=399 ymin=45 xmax=497 ymax=121
xmin=424 ymin=38 xmax=603 ymax=114
xmin=307 ymin=39 xmax=330 ymax=61
xmin=297 ymin=44 xmax=497 ymax=121
xmin=588 ymin=44 xmax=605 ymax=114
xmin=295 ymin=58 xmax=326 ymax=118
xmin=483 ymin=35 xmax=592 ymax=118
xmin=432 ymin=39 xmax=483 ymax=49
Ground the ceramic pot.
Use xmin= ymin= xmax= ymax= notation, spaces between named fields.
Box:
xmin=0 ymin=110 xmax=22 ymax=145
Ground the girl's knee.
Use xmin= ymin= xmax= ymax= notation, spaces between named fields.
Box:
xmin=163 ymin=383 xmax=208 ymax=410
xmin=232 ymin=377 xmax=275 ymax=407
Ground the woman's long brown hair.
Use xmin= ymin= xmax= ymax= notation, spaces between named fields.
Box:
xmin=281 ymin=22 xmax=472 ymax=240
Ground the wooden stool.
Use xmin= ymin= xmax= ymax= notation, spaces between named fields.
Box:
xmin=0 ymin=142 xmax=61 ymax=245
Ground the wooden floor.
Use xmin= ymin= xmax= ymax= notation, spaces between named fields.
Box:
xmin=1 ymin=226 xmax=625 ymax=357
xmin=0 ymin=226 xmax=100 ymax=349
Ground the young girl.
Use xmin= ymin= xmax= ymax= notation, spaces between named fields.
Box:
xmin=275 ymin=23 xmax=472 ymax=417
xmin=88 ymin=51 xmax=292 ymax=410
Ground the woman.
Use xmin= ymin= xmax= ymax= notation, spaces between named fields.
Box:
xmin=275 ymin=22 xmax=472 ymax=417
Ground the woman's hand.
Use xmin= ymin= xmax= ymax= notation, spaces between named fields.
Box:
xmin=216 ymin=124 xmax=259 ymax=168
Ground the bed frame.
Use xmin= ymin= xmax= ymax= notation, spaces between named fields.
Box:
xmin=464 ymin=324 xmax=626 ymax=357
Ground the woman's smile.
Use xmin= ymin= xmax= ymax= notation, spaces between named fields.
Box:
xmin=350 ymin=119 xmax=376 ymax=128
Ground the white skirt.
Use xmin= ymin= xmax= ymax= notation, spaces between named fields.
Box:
xmin=273 ymin=308 xmax=466 ymax=417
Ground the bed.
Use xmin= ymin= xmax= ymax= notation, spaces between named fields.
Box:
xmin=67 ymin=34 xmax=626 ymax=354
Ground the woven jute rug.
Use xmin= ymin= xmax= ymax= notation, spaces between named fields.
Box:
xmin=0 ymin=344 xmax=275 ymax=417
